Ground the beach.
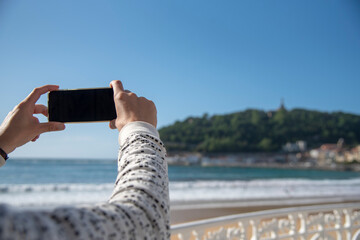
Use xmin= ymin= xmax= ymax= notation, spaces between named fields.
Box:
xmin=170 ymin=196 xmax=360 ymax=224
xmin=1 ymin=159 xmax=360 ymax=226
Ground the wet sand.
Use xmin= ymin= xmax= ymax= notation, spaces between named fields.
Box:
xmin=170 ymin=195 xmax=360 ymax=225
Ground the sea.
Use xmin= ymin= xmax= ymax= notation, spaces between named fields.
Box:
xmin=1 ymin=158 xmax=360 ymax=207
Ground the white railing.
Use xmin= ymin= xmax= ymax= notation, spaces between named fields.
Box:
xmin=171 ymin=203 xmax=360 ymax=240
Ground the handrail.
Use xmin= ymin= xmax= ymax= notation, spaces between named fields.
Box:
xmin=171 ymin=202 xmax=360 ymax=240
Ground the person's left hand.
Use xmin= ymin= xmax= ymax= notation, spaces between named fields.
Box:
xmin=0 ymin=85 xmax=66 ymax=154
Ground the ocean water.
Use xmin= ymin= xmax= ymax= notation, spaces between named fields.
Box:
xmin=1 ymin=158 xmax=360 ymax=207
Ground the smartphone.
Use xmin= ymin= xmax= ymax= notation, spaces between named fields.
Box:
xmin=48 ymin=88 xmax=116 ymax=123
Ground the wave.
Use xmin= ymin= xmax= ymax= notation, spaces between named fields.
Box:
xmin=0 ymin=183 xmax=114 ymax=207
xmin=1 ymin=178 xmax=360 ymax=207
xmin=2 ymin=178 xmax=359 ymax=193
xmin=0 ymin=183 xmax=114 ymax=194
xmin=169 ymin=178 xmax=360 ymax=201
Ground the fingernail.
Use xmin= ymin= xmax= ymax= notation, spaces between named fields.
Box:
xmin=57 ymin=124 xmax=65 ymax=130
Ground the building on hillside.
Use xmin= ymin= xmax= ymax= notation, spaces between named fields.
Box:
xmin=267 ymin=99 xmax=286 ymax=118
xmin=338 ymin=145 xmax=360 ymax=163
xmin=282 ymin=140 xmax=307 ymax=153
xmin=277 ymin=98 xmax=286 ymax=111
xmin=167 ymin=154 xmax=201 ymax=165
xmin=309 ymin=139 xmax=344 ymax=165
xmin=353 ymin=146 xmax=360 ymax=162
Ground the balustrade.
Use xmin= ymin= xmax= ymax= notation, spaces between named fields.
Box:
xmin=171 ymin=203 xmax=360 ymax=240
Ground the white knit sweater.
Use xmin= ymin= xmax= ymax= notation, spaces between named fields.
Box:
xmin=0 ymin=121 xmax=170 ymax=239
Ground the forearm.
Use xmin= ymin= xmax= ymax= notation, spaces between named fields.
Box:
xmin=0 ymin=122 xmax=170 ymax=240
xmin=110 ymin=121 xmax=170 ymax=238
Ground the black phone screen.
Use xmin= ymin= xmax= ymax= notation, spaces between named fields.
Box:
xmin=48 ymin=88 xmax=116 ymax=123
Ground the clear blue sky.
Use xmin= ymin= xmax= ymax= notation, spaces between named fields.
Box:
xmin=1 ymin=0 xmax=359 ymax=159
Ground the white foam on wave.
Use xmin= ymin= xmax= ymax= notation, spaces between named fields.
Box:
xmin=0 ymin=183 xmax=114 ymax=193
xmin=1 ymin=178 xmax=360 ymax=207
xmin=0 ymin=183 xmax=114 ymax=207
xmin=169 ymin=178 xmax=360 ymax=201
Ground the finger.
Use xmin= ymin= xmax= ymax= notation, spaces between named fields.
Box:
xmin=37 ymin=122 xmax=65 ymax=134
xmin=32 ymin=116 xmax=40 ymax=125
xmin=24 ymin=85 xmax=60 ymax=105
xmin=109 ymin=119 xmax=117 ymax=129
xmin=109 ymin=80 xmax=124 ymax=93
xmin=128 ymin=92 xmax=138 ymax=98
xmin=34 ymin=104 xmax=48 ymax=117
xmin=31 ymin=135 xmax=40 ymax=142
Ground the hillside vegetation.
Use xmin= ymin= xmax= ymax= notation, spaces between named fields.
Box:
xmin=158 ymin=109 xmax=360 ymax=153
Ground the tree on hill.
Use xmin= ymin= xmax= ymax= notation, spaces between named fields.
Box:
xmin=158 ymin=109 xmax=360 ymax=153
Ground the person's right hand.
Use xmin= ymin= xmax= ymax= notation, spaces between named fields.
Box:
xmin=109 ymin=80 xmax=157 ymax=131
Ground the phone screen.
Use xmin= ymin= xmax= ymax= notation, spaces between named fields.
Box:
xmin=48 ymin=88 xmax=116 ymax=123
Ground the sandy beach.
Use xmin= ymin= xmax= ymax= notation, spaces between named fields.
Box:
xmin=170 ymin=195 xmax=360 ymax=225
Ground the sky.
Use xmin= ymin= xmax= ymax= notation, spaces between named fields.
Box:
xmin=0 ymin=0 xmax=359 ymax=159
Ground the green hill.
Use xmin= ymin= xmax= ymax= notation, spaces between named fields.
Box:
xmin=158 ymin=108 xmax=360 ymax=153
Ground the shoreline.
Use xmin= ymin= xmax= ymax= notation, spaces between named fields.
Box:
xmin=167 ymin=151 xmax=360 ymax=172
xmin=169 ymin=161 xmax=360 ymax=172
xmin=170 ymin=195 xmax=360 ymax=224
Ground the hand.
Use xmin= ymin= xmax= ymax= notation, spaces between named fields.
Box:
xmin=109 ymin=80 xmax=157 ymax=131
xmin=0 ymin=85 xmax=66 ymax=154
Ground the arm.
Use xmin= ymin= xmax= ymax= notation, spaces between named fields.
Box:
xmin=109 ymin=121 xmax=170 ymax=239
xmin=0 ymin=81 xmax=170 ymax=239
xmin=0 ymin=123 xmax=169 ymax=239
xmin=106 ymin=80 xmax=170 ymax=238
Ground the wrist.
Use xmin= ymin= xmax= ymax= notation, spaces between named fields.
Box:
xmin=0 ymin=135 xmax=16 ymax=155
xmin=118 ymin=121 xmax=159 ymax=146
xmin=0 ymin=147 xmax=8 ymax=161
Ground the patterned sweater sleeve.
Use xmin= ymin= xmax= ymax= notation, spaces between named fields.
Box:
xmin=0 ymin=121 xmax=170 ymax=240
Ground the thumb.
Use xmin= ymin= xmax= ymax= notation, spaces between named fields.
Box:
xmin=109 ymin=119 xmax=117 ymax=129
xmin=38 ymin=122 xmax=66 ymax=134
